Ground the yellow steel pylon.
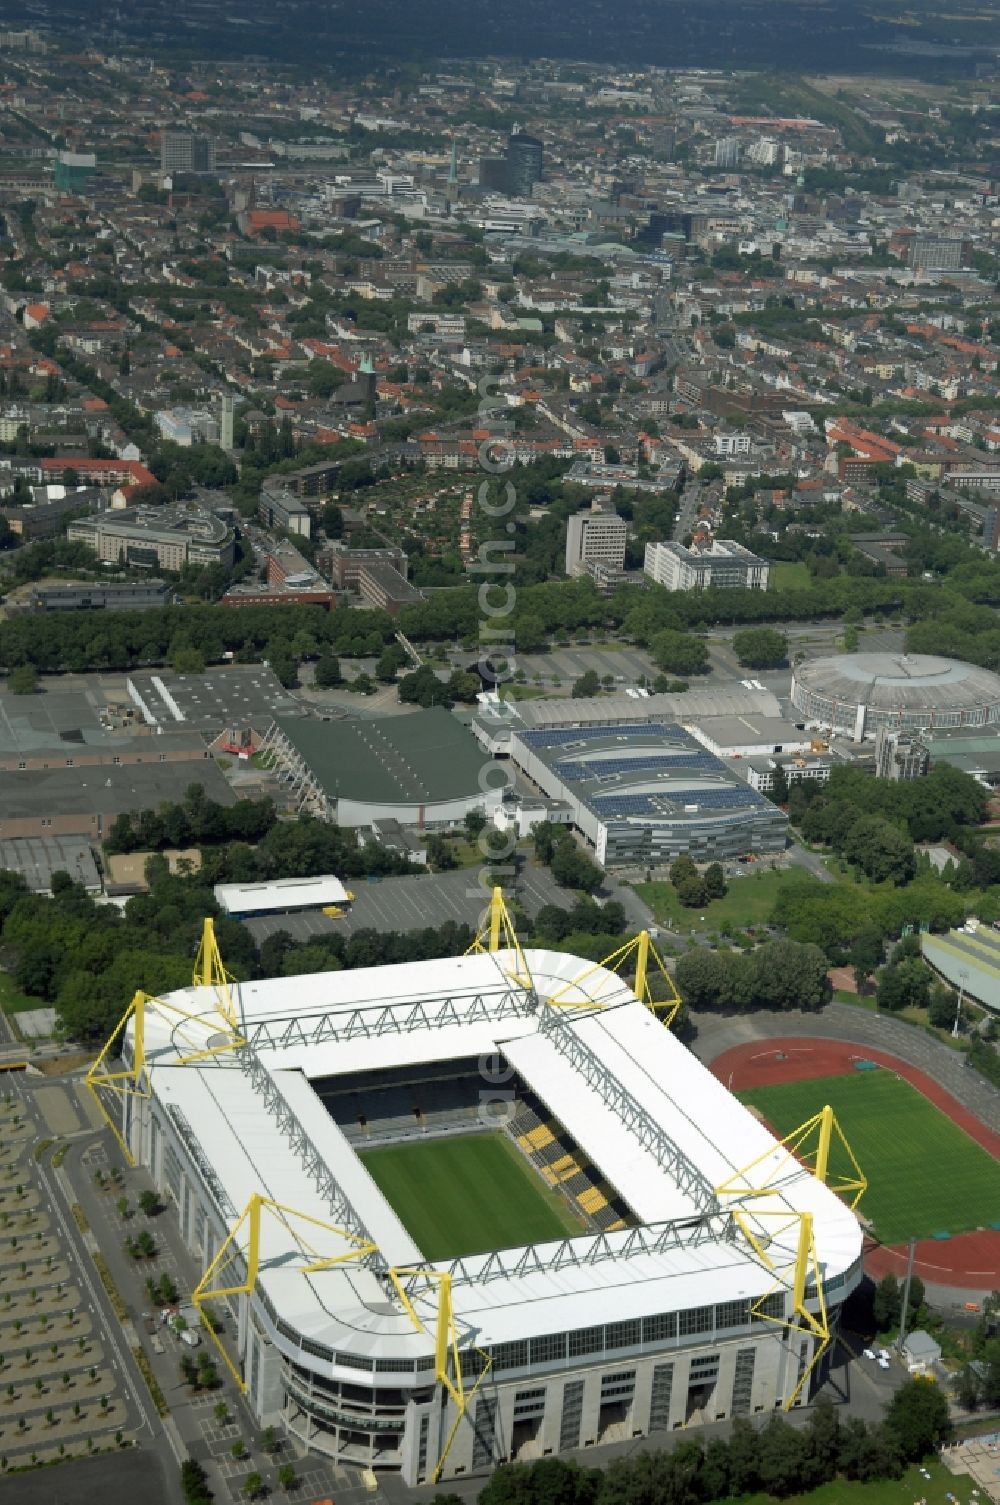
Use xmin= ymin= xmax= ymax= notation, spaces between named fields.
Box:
xmin=192 ymin=1194 xmax=378 ymax=1388
xmin=192 ymin=916 xmax=239 ymax=1031
xmin=544 ymin=930 xmax=682 ymax=1026
xmin=85 ymin=918 xmax=245 ymax=1164
xmin=732 ymin=1208 xmax=830 ymax=1408
xmin=716 ymin=1105 xmax=867 ymax=1210
xmin=716 ymin=1104 xmax=866 ymax=1411
xmin=465 ymin=885 xmax=532 ymax=986
xmin=193 ymin=1202 xmax=490 ymax=1483
xmin=388 ymin=1267 xmax=493 ymax=1481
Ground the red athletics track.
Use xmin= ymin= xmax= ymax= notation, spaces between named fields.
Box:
xmin=710 ymin=1037 xmax=1000 ymax=1292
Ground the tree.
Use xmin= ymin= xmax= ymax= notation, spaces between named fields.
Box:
xmin=769 ymin=762 xmax=789 ymax=806
xmin=313 ymin=654 xmax=342 ymax=687
xmin=757 ymin=1417 xmax=818 ymax=1497
xmin=842 ymin=815 xmax=915 ymax=886
xmin=7 ymin=666 xmax=38 ymax=695
xmin=876 ymin=958 xmax=930 ymax=1013
xmin=650 ymin=629 xmax=709 ymax=677
xmin=956 ymin=1364 xmax=980 ymax=1412
xmin=927 ymin=982 xmax=960 ymax=1029
xmin=669 ymin=854 xmax=698 ymax=888
xmin=849 ymin=928 xmax=884 ymax=995
xmin=549 ymin=837 xmax=602 ymax=894
xmin=676 ymin=876 xmax=708 ymax=909
xmin=873 ymin=1273 xmax=902 ymax=1331
xmin=375 ymin=644 xmax=408 ymax=683
xmin=138 ymin=1190 xmax=160 ymax=1217
xmin=732 ymin=627 xmax=787 ymax=668
xmin=425 ymin=834 xmax=457 ymax=872
xmin=884 ymin=1378 xmax=953 ymax=1459
xmin=278 ymin=1463 xmax=297 ymax=1490
xmin=464 ymin=810 xmax=487 ymax=840
xmin=242 ymin=1473 xmax=264 ymax=1500
xmin=703 ymin=863 xmax=726 ymax=900
xmin=572 ymin=669 xmax=600 ymax=698
xmin=674 ymin=948 xmax=730 ymax=1008
xmin=751 ymin=940 xmax=830 ymax=1011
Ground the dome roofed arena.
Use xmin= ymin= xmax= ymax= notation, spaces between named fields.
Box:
xmin=791 ymin=652 xmax=1000 ymax=740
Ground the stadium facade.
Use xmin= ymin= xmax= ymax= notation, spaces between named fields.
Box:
xmin=94 ymin=928 xmax=863 ymax=1484
xmin=509 ymin=721 xmax=788 ymax=866
xmin=791 ymin=653 xmax=1000 ymax=741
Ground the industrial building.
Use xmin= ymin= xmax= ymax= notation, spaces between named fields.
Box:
xmin=791 ymin=653 xmax=1000 ymax=740
xmin=260 ymin=708 xmax=500 ymax=828
xmin=509 ymin=721 xmax=787 ymax=867
xmin=92 ymin=929 xmax=863 ymax=1483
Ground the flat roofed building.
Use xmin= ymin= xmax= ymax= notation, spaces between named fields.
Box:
xmin=645 ymin=540 xmax=769 ymax=592
xmin=263 ymin=707 xmax=499 ymax=828
xmin=214 ymin=875 xmax=351 ymax=918
xmin=510 ymin=721 xmax=787 ymax=868
xmin=21 ymin=580 xmax=172 ymax=612
xmin=68 ymin=503 xmax=235 ymax=571
xmin=0 ymin=835 xmax=101 ymax=893
xmin=565 ymin=499 xmax=628 ymax=577
xmin=0 ymin=757 xmax=233 ymax=840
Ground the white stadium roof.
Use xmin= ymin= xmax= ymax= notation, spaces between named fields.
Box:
xmin=135 ymin=949 xmax=863 ymax=1362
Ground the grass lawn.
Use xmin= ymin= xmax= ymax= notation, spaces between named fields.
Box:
xmin=770 ymin=561 xmax=814 ymax=590
xmin=0 ymin=970 xmax=46 ymax=1016
xmin=742 ymin=1460 xmax=955 ymax=1505
xmin=634 ymin=867 xmax=823 ymax=932
xmin=739 ymin=1071 xmax=1000 ymax=1244
xmin=360 ymin=1132 xmax=583 ymax=1259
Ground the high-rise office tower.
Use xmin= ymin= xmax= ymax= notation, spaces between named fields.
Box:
xmin=160 ymin=131 xmax=216 ymax=174
xmin=219 ymin=392 xmax=235 ymax=452
xmin=713 ymin=136 xmax=740 ymax=169
xmin=506 ymin=129 xmax=543 ymax=198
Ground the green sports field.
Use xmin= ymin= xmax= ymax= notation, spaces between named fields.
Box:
xmin=739 ymin=1072 xmax=1000 ymax=1245
xmin=360 ymin=1132 xmax=583 ymax=1260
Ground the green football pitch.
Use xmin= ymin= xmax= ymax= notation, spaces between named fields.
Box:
xmin=739 ymin=1071 xmax=1000 ymax=1245
xmin=359 ymin=1133 xmax=584 ymax=1260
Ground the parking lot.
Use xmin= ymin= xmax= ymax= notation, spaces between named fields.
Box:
xmin=0 ymin=1086 xmax=135 ymax=1475
xmin=243 ymin=864 xmax=565 ymax=944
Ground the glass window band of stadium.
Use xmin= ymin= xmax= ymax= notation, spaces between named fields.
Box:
xmin=253 ymin=1270 xmax=857 ymax=1379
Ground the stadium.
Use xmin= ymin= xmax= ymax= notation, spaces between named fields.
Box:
xmin=791 ymin=652 xmax=1000 ymax=740
xmin=89 ymin=913 xmax=864 ymax=1485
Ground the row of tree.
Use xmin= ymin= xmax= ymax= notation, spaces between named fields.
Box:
xmin=0 ymin=602 xmax=396 ymax=675
xmin=675 ymin=939 xmax=831 ymax=1013
xmin=5 ymin=544 xmax=1000 ymax=679
xmin=104 ymin=787 xmax=277 ymax=855
xmin=446 ymin=1384 xmax=951 ymax=1505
